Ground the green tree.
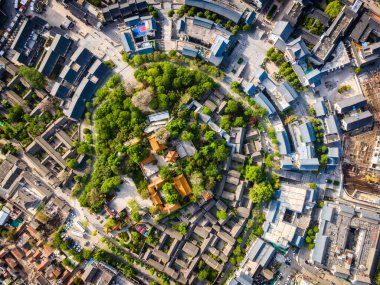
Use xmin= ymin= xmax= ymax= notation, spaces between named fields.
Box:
xmin=100 ymin=176 xmax=121 ymax=194
xmin=224 ymin=100 xmax=238 ymax=114
xmin=309 ymin=182 xmax=317 ymax=190
xmin=106 ymin=74 xmax=121 ymax=88
xmin=249 ymin=182 xmax=274 ymax=205
xmin=19 ymin=66 xmax=45 ymax=89
xmin=82 ymin=249 xmax=92 ymax=259
xmin=162 ymin=183 xmax=180 ymax=204
xmin=127 ymin=144 xmax=150 ymax=164
xmin=168 ymin=9 xmax=174 ymax=17
xmin=230 ymin=81 xmax=241 ymax=93
xmin=325 ymin=1 xmax=343 ymax=18
xmin=242 ymin=24 xmax=251 ymax=32
xmin=181 ymin=130 xmax=194 ymax=142
xmin=198 ymin=269 xmax=209 ymax=280
xmin=177 ymin=5 xmax=186 ymax=17
xmin=216 ymin=210 xmax=228 ymax=220
xmin=66 ymin=158 xmax=77 ymax=169
xmin=213 ymin=143 xmax=228 ymax=162
xmin=245 ymin=165 xmax=264 ymax=183
xmin=204 ymin=130 xmax=215 ymax=142
xmin=131 ymin=212 xmax=141 ymax=222
xmin=320 ymin=154 xmax=329 ymax=168
xmin=133 ymin=54 xmax=143 ymax=66
xmin=178 ymin=223 xmax=187 ymax=235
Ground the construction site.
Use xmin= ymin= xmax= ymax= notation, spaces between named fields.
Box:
xmin=342 ymin=70 xmax=380 ymax=198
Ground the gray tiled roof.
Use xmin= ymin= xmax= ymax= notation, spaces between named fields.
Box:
xmin=185 ymin=0 xmax=243 ymax=23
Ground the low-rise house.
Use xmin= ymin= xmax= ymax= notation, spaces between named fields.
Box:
xmin=341 ymin=110 xmax=373 ymax=131
xmin=298 ymin=122 xmax=316 ymax=143
xmin=276 ymin=131 xmax=291 ymax=155
xmin=270 ymin=21 xmax=294 ymax=50
xmin=228 ymin=238 xmax=276 ymax=284
xmin=101 ymin=0 xmax=148 ymax=23
xmin=253 ymin=92 xmax=276 ymax=115
xmin=334 ymin=95 xmax=367 ymax=114
xmin=314 ymin=97 xmax=327 ymax=117
xmin=324 ymin=115 xmax=342 ymax=143
xmin=350 ymin=13 xmax=380 ymax=66
xmin=298 ymin=158 xmax=320 ymax=171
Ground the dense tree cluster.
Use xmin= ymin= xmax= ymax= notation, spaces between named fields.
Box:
xmin=78 ymin=75 xmax=146 ymax=212
xmin=302 ymin=16 xmax=325 ymax=36
xmin=325 ymin=0 xmax=343 ymax=18
xmin=134 ymin=62 xmax=218 ymax=112
xmin=0 ymin=102 xmax=57 ymax=146
xmin=278 ymin=62 xmax=302 ymax=91
xmin=219 ymin=100 xmax=255 ymax=130
xmin=18 ymin=66 xmax=45 ymax=89
xmin=162 ymin=183 xmax=181 ymax=204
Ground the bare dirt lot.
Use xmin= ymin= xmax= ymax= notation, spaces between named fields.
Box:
xmin=342 ymin=70 xmax=380 ymax=195
xmin=343 ymin=124 xmax=380 ymax=193
xmin=359 ymin=70 xmax=380 ymax=121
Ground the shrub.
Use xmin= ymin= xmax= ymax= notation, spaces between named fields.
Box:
xmin=337 ymin=84 xmax=351 ymax=93
xmin=309 ymin=182 xmax=317 ymax=190
xmin=216 ymin=210 xmax=228 ymax=220
xmin=325 ymin=1 xmax=343 ymax=18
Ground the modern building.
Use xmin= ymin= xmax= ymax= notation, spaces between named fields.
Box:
xmin=298 ymin=158 xmax=320 ymax=171
xmin=285 ymin=37 xmax=322 ymax=88
xmin=184 ymin=0 xmax=243 ymax=23
xmin=313 ymin=5 xmax=358 ymax=63
xmin=253 ymin=92 xmax=276 ymax=115
xmin=276 ymin=130 xmax=291 ymax=155
xmin=64 ymin=59 xmax=109 ymax=120
xmin=311 ymin=202 xmax=380 ymax=285
xmin=0 ymin=206 xmax=10 ymax=226
xmin=341 ymin=110 xmax=373 ymax=131
xmin=263 ymin=184 xmax=316 ymax=249
xmin=314 ymin=97 xmax=327 ymax=117
xmin=350 ymin=13 xmax=380 ymax=66
xmin=121 ymin=15 xmax=157 ymax=57
xmin=59 ymin=47 xmax=94 ymax=85
xmin=334 ymin=95 xmax=367 ymax=114
xmin=271 ymin=21 xmax=294 ymax=50
xmin=298 ymin=122 xmax=316 ymax=143
xmin=176 ymin=16 xmax=235 ymax=67
xmin=228 ymin=238 xmax=276 ymax=285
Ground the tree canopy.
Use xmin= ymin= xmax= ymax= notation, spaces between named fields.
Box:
xmin=249 ymin=182 xmax=274 ymax=205
xmin=325 ymin=1 xmax=343 ymax=18
xmin=244 ymin=165 xmax=264 ymax=183
xmin=19 ymin=66 xmax=45 ymax=89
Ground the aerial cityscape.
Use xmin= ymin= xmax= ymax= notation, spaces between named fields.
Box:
xmin=0 ymin=0 xmax=380 ymax=284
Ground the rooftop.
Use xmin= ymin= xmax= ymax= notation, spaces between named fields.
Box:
xmin=185 ymin=0 xmax=243 ymax=23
